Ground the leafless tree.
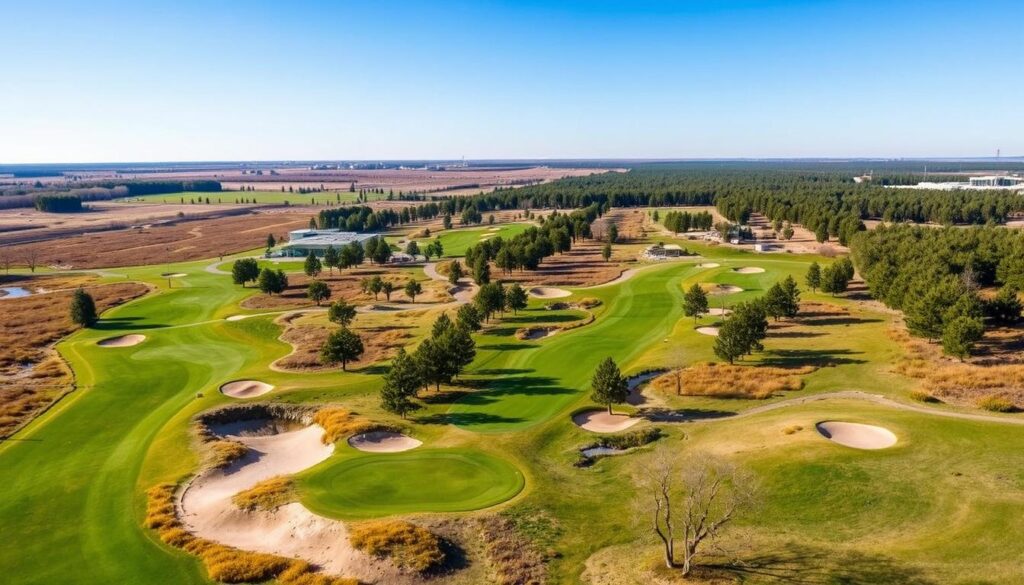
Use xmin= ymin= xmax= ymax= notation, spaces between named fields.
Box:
xmin=0 ymin=249 xmax=11 ymax=275
xmin=639 ymin=452 xmax=758 ymax=575
xmin=24 ymin=249 xmax=40 ymax=273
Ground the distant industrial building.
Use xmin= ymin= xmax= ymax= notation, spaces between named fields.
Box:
xmin=278 ymin=229 xmax=376 ymax=257
xmin=891 ymin=174 xmax=1024 ymax=191
xmin=968 ymin=175 xmax=1024 ymax=188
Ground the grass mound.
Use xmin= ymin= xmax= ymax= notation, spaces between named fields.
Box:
xmin=312 ymin=407 xmax=397 ymax=444
xmin=349 ymin=520 xmax=445 ymax=573
xmin=146 ymin=484 xmax=356 ymax=585
xmin=652 ymin=362 xmax=812 ymax=399
xmin=232 ymin=476 xmax=296 ymax=511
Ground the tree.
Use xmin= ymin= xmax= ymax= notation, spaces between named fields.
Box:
xmin=474 ymin=282 xmax=505 ymax=321
xmin=442 ymin=214 xmax=452 ymax=230
xmin=713 ymin=318 xmax=747 ymax=364
xmin=814 ymin=222 xmax=828 ymax=243
xmin=602 ymin=243 xmax=612 ymax=262
xmin=640 ymin=453 xmax=757 ymax=574
xmin=456 ymin=303 xmax=482 ymax=331
xmin=505 ymin=283 xmax=528 ymax=315
xmin=380 ymin=349 xmax=420 ymax=418
xmin=682 ymin=284 xmax=709 ymax=323
xmin=304 ymin=251 xmax=322 ymax=278
xmin=432 ymin=313 xmax=455 ymax=338
xmin=231 ymin=258 xmax=260 ymax=287
xmin=986 ymin=284 xmax=1022 ymax=324
xmin=404 ymin=279 xmax=422 ymax=303
xmin=307 ymin=280 xmax=330 ymax=306
xmin=69 ymin=288 xmax=97 ymax=327
xmin=590 ymin=357 xmax=629 ymax=414
xmin=763 ymin=283 xmax=788 ymax=321
xmin=438 ymin=325 xmax=476 ymax=384
xmin=473 ymin=256 xmax=490 ymax=285
xmin=327 ymin=299 xmax=357 ymax=326
xmin=607 ymin=224 xmax=619 ymax=244
xmin=413 ymin=338 xmax=445 ymax=392
xmin=405 ymin=241 xmax=420 ymax=258
xmin=320 ymin=327 xmax=364 ymax=371
xmin=323 ymin=245 xmax=340 ymax=275
xmin=381 ymin=280 xmax=396 ymax=301
xmin=257 ymin=268 xmax=287 ymax=295
xmin=820 ymin=262 xmax=850 ymax=296
xmin=942 ymin=316 xmax=984 ymax=361
xmin=782 ymin=224 xmax=794 ymax=240
xmin=342 ymin=241 xmax=365 ymax=269
xmin=448 ymin=260 xmax=465 ymax=285
xmin=805 ymin=262 xmax=821 ymax=292
xmin=779 ymin=275 xmax=801 ymax=318
xmin=266 ymin=233 xmax=276 ymax=249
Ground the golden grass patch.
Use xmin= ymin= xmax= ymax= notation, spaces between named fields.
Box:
xmin=232 ymin=476 xmax=296 ymax=512
xmin=204 ymin=439 xmax=248 ymax=469
xmin=651 ymin=362 xmax=812 ymax=400
xmin=145 ymin=484 xmax=357 ymax=585
xmin=349 ymin=519 xmax=445 ymax=573
xmin=312 ymin=407 xmax=397 ymax=445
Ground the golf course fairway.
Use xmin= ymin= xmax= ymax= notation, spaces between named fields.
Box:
xmin=300 ymin=449 xmax=525 ymax=519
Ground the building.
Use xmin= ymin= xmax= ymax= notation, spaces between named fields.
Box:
xmin=643 ymin=243 xmax=685 ymax=259
xmin=968 ymin=175 xmax=1024 ymax=188
xmin=278 ymin=230 xmax=377 ymax=257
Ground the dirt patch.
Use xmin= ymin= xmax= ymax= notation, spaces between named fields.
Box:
xmin=347 ymin=431 xmax=422 ymax=453
xmin=572 ymin=409 xmax=640 ymax=433
xmin=243 ymin=268 xmax=450 ymax=311
xmin=816 ymin=421 xmax=897 ymax=449
xmin=651 ymin=362 xmax=813 ymax=400
xmin=97 ymin=334 xmax=146 ymax=348
xmin=220 ymin=380 xmax=274 ymax=398
xmin=0 ymin=279 xmax=149 ymax=439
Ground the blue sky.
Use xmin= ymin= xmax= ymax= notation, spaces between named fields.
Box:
xmin=1 ymin=0 xmax=1021 ymax=162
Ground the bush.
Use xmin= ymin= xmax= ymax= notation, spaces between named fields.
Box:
xmin=978 ymin=394 xmax=1016 ymax=412
xmin=595 ymin=427 xmax=662 ymax=450
xmin=782 ymin=425 xmax=803 ymax=435
xmin=576 ymin=297 xmax=602 ymax=309
xmin=232 ymin=476 xmax=295 ymax=511
xmin=349 ymin=520 xmax=445 ymax=573
xmin=909 ymin=390 xmax=940 ymax=403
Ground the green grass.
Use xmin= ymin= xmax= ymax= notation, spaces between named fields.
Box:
xmin=300 ymin=449 xmax=525 ymax=519
xmin=403 ymin=222 xmax=532 ymax=257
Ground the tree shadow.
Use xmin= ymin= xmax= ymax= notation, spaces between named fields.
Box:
xmin=707 ymin=543 xmax=939 ymax=585
xmin=93 ymin=317 xmax=167 ymax=331
xmin=478 ymin=343 xmax=535 ymax=351
xmin=640 ymin=407 xmax=736 ymax=422
xmin=758 ymin=349 xmax=867 ymax=368
xmin=769 ymin=330 xmax=825 ymax=339
xmin=415 ymin=412 xmax=526 ymax=426
xmin=800 ymin=316 xmax=882 ymax=327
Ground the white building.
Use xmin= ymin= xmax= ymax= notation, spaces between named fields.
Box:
xmin=279 ymin=230 xmax=377 ymax=257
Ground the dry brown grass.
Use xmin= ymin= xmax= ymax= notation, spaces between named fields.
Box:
xmin=891 ymin=327 xmax=1024 ymax=410
xmin=0 ymin=278 xmax=149 ymax=438
xmin=232 ymin=476 xmax=295 ymax=512
xmin=312 ymin=407 xmax=396 ymax=445
xmin=146 ymin=484 xmax=357 ymax=585
xmin=242 ymin=268 xmax=450 ymax=311
xmin=2 ymin=211 xmax=310 ymax=269
xmin=204 ymin=439 xmax=248 ymax=469
xmin=349 ymin=520 xmax=445 ymax=573
xmin=272 ymin=313 xmax=415 ymax=372
xmin=476 ymin=515 xmax=548 ymax=585
xmin=651 ymin=362 xmax=813 ymax=400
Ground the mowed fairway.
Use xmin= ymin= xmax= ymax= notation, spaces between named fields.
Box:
xmin=300 ymin=449 xmax=525 ymax=519
xmin=411 ymin=222 xmax=532 ymax=257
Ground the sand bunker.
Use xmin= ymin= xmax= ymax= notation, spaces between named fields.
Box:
xmin=225 ymin=315 xmax=251 ymax=321
xmin=220 ymin=380 xmax=275 ymax=399
xmin=347 ymin=431 xmax=422 ymax=453
xmin=161 ymin=272 xmax=187 ymax=277
xmin=695 ymin=326 xmax=720 ymax=336
xmin=733 ymin=267 xmax=765 ymax=274
xmin=697 ymin=263 xmax=720 ymax=268
xmin=708 ymin=307 xmax=732 ymax=316
xmin=707 ymin=284 xmax=743 ymax=295
xmin=816 ymin=421 xmax=897 ymax=450
xmin=530 ymin=286 xmax=572 ymax=299
xmin=97 ymin=334 xmax=146 ymax=348
xmin=573 ymin=409 xmax=640 ymax=433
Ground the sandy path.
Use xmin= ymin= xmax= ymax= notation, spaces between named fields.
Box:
xmin=178 ymin=425 xmax=403 ymax=582
xmin=422 ymin=262 xmax=478 ymax=304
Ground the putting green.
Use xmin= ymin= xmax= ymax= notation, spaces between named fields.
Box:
xmin=300 ymin=449 xmax=524 ymax=519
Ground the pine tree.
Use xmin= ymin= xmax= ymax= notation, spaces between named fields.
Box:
xmin=682 ymin=284 xmax=709 ymax=323
xmin=327 ymin=299 xmax=357 ymax=326
xmin=304 ymin=251 xmax=322 ymax=277
xmin=323 ymin=245 xmax=339 ymax=275
xmin=473 ymin=256 xmax=490 ymax=285
xmin=307 ymin=280 xmax=330 ymax=306
xmin=231 ymin=258 xmax=259 ymax=287
xmin=380 ymin=349 xmax=420 ymax=418
xmin=942 ymin=316 xmax=984 ymax=361
xmin=805 ymin=262 xmax=821 ymax=292
xmin=69 ymin=288 xmax=97 ymax=327
xmin=505 ymin=283 xmax=528 ymax=315
xmin=590 ymin=357 xmax=629 ymax=414
xmin=602 ymin=243 xmax=612 ymax=262
xmin=404 ymin=279 xmax=423 ymax=303
xmin=456 ymin=304 xmax=482 ymax=331
xmin=448 ymin=260 xmax=465 ymax=286
xmin=320 ymin=327 xmax=364 ymax=371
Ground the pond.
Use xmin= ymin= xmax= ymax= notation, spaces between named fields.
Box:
xmin=0 ymin=286 xmax=32 ymax=299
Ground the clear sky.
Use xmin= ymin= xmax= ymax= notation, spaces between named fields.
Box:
xmin=1 ymin=0 xmax=1022 ymax=163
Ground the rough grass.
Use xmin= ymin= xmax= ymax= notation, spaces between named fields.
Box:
xmin=977 ymin=395 xmax=1017 ymax=413
xmin=651 ymin=362 xmax=812 ymax=399
xmin=146 ymin=484 xmax=357 ymax=585
xmin=274 ymin=318 xmax=413 ymax=372
xmin=232 ymin=476 xmax=296 ymax=511
xmin=476 ymin=515 xmax=549 ymax=585
xmin=349 ymin=519 xmax=446 ymax=573
xmin=312 ymin=407 xmax=396 ymax=445
xmin=891 ymin=327 xmax=1024 ymax=410
xmin=204 ymin=439 xmax=248 ymax=469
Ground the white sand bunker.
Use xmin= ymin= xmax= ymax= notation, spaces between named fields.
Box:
xmin=348 ymin=431 xmax=422 ymax=453
xmin=97 ymin=334 xmax=146 ymax=347
xmin=573 ymin=409 xmax=640 ymax=433
xmin=161 ymin=272 xmax=187 ymax=278
xmin=220 ymin=380 xmax=275 ymax=398
xmin=696 ymin=326 xmax=720 ymax=336
xmin=225 ymin=315 xmax=251 ymax=321
xmin=816 ymin=421 xmax=897 ymax=450
xmin=733 ymin=267 xmax=765 ymax=274
xmin=530 ymin=286 xmax=572 ymax=299
xmin=708 ymin=284 xmax=743 ymax=295
xmin=697 ymin=263 xmax=720 ymax=268
xmin=708 ymin=307 xmax=732 ymax=316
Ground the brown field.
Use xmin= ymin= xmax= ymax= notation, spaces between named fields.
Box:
xmin=273 ymin=309 xmax=426 ymax=372
xmin=0 ymin=210 xmax=311 ymax=269
xmin=242 ymin=268 xmax=451 ymax=311
xmin=651 ymin=361 xmax=813 ymax=400
xmin=0 ymin=276 xmax=150 ymax=438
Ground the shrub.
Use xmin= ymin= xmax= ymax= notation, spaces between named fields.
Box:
xmin=349 ymin=520 xmax=445 ymax=573
xmin=232 ymin=476 xmax=295 ymax=511
xmin=909 ymin=390 xmax=940 ymax=403
xmin=978 ymin=394 xmax=1016 ymax=413
xmin=312 ymin=407 xmax=397 ymax=444
xmin=576 ymin=297 xmax=602 ymax=309
xmin=595 ymin=427 xmax=662 ymax=450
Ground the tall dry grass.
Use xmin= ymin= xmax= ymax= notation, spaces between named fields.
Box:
xmin=651 ymin=362 xmax=812 ymax=399
xmin=145 ymin=483 xmax=357 ymax=585
xmin=312 ymin=407 xmax=397 ymax=444
xmin=349 ymin=519 xmax=445 ymax=573
xmin=232 ymin=476 xmax=295 ymax=512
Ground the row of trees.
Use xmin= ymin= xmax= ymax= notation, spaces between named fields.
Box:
xmin=473 ymin=281 xmax=528 ymax=321
xmin=34 ymin=194 xmax=84 ymax=212
xmin=805 ymin=258 xmax=854 ymax=296
xmin=464 ymin=208 xmax=598 ymax=278
xmin=660 ymin=210 xmax=715 ymax=234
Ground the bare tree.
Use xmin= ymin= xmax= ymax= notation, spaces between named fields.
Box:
xmin=640 ymin=452 xmax=757 ymax=575
xmin=24 ymin=249 xmax=40 ymax=273
xmin=0 ymin=249 xmax=11 ymax=275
